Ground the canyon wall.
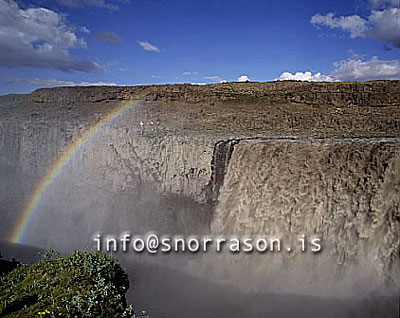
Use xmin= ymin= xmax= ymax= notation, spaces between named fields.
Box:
xmin=0 ymin=82 xmax=399 ymax=294
xmin=29 ymin=80 xmax=400 ymax=107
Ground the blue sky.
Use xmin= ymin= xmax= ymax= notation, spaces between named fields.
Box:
xmin=0 ymin=0 xmax=399 ymax=94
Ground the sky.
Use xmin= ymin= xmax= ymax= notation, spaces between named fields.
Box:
xmin=0 ymin=0 xmax=399 ymax=94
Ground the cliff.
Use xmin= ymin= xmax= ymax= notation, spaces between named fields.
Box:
xmin=29 ymin=80 xmax=400 ymax=108
xmin=0 ymin=81 xmax=399 ymax=294
xmin=2 ymin=80 xmax=396 ymax=136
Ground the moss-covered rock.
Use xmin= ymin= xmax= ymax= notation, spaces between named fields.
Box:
xmin=0 ymin=250 xmax=143 ymax=318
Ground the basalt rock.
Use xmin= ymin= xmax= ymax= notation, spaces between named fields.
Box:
xmin=29 ymin=80 xmax=400 ymax=107
xmin=1 ymin=81 xmax=399 ymax=294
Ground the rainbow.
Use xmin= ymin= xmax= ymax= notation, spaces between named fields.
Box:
xmin=10 ymin=98 xmax=143 ymax=244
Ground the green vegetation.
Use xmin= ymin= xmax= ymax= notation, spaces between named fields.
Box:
xmin=0 ymin=250 xmax=148 ymax=317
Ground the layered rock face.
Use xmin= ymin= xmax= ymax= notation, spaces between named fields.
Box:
xmin=30 ymin=80 xmax=400 ymax=107
xmin=0 ymin=81 xmax=399 ymax=294
xmin=0 ymin=117 xmax=216 ymax=249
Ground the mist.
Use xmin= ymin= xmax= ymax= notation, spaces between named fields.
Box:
xmin=1 ymin=88 xmax=399 ymax=317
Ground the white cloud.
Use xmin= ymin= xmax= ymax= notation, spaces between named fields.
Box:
xmin=204 ymin=76 xmax=223 ymax=82
xmin=237 ymin=75 xmax=251 ymax=82
xmin=119 ymin=67 xmax=128 ymax=72
xmin=182 ymin=71 xmax=198 ymax=75
xmin=1 ymin=77 xmax=117 ymax=86
xmin=80 ymin=26 xmax=90 ymax=34
xmin=151 ymin=75 xmax=162 ymax=78
xmin=369 ymin=9 xmax=400 ymax=48
xmin=69 ymin=81 xmax=117 ymax=86
xmin=138 ymin=41 xmax=160 ymax=52
xmin=106 ymin=60 xmax=119 ymax=66
xmin=310 ymin=13 xmax=369 ymax=38
xmin=332 ymin=57 xmax=400 ymax=81
xmin=278 ymin=71 xmax=334 ymax=82
xmin=311 ymin=6 xmax=400 ymax=48
xmin=371 ymin=0 xmax=400 ymax=8
xmin=0 ymin=0 xmax=99 ymax=71
xmin=55 ymin=0 xmax=119 ymax=11
xmin=190 ymin=82 xmax=207 ymax=85
xmin=277 ymin=57 xmax=400 ymax=82
xmin=94 ymin=30 xmax=122 ymax=44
